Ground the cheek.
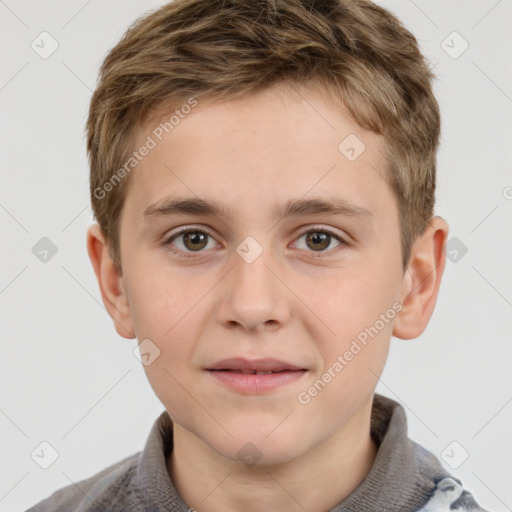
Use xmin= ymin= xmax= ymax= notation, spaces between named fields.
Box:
xmin=133 ymin=282 xmax=204 ymax=420
xmin=127 ymin=269 xmax=207 ymax=407
xmin=297 ymin=321 xmax=391 ymax=431
xmin=127 ymin=263 xmax=203 ymax=338
xmin=310 ymin=268 xmax=399 ymax=342
xmin=302 ymin=259 xmax=399 ymax=389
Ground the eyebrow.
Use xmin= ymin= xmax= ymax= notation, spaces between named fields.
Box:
xmin=143 ymin=196 xmax=373 ymax=223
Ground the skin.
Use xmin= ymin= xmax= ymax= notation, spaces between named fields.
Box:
xmin=87 ymin=81 xmax=449 ymax=512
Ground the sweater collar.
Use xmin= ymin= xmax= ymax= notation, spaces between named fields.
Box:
xmin=136 ymin=393 xmax=443 ymax=511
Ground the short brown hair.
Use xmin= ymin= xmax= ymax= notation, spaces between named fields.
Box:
xmin=86 ymin=0 xmax=440 ymax=271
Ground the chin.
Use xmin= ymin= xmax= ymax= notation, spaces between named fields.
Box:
xmin=205 ymin=420 xmax=314 ymax=467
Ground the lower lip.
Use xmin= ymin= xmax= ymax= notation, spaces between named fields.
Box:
xmin=206 ymin=370 xmax=307 ymax=394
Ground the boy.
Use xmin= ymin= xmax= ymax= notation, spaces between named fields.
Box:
xmin=27 ymin=0 xmax=490 ymax=510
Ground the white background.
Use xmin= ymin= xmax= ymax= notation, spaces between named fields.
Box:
xmin=1 ymin=1 xmax=511 ymax=511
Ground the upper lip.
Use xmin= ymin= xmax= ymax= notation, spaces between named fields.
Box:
xmin=207 ymin=357 xmax=305 ymax=372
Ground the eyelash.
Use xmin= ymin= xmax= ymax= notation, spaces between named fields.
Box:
xmin=163 ymin=225 xmax=347 ymax=259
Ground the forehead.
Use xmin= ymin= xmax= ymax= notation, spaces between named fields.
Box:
xmin=126 ymin=82 xmax=394 ymax=226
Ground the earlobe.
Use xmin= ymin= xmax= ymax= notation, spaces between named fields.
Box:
xmin=392 ymin=217 xmax=449 ymax=340
xmin=86 ymin=224 xmax=135 ymax=339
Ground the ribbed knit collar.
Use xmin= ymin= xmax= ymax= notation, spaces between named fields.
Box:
xmin=135 ymin=393 xmax=453 ymax=511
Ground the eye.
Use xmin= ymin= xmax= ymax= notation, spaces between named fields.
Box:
xmin=293 ymin=227 xmax=345 ymax=255
xmin=163 ymin=225 xmax=347 ymax=258
xmin=164 ymin=228 xmax=217 ymax=256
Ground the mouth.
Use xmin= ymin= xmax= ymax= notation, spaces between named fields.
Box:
xmin=210 ymin=369 xmax=294 ymax=375
xmin=207 ymin=357 xmax=306 ymax=372
xmin=206 ymin=358 xmax=308 ymax=394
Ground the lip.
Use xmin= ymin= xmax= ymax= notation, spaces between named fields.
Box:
xmin=208 ymin=357 xmax=305 ymax=372
xmin=206 ymin=357 xmax=307 ymax=394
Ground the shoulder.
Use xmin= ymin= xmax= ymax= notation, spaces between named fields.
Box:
xmin=415 ymin=475 xmax=490 ymax=512
xmin=25 ymin=451 xmax=140 ymax=512
xmin=410 ymin=440 xmax=490 ymax=512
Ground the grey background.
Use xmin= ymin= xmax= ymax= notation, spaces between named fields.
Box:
xmin=1 ymin=1 xmax=511 ymax=511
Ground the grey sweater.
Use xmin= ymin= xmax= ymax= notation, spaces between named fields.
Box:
xmin=26 ymin=393 xmax=490 ymax=512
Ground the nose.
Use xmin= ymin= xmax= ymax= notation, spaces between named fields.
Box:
xmin=216 ymin=239 xmax=291 ymax=333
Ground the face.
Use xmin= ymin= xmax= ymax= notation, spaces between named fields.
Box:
xmin=116 ymin=82 xmax=408 ymax=464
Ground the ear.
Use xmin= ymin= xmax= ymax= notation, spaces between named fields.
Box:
xmin=393 ymin=216 xmax=449 ymax=340
xmin=86 ymin=224 xmax=135 ymax=339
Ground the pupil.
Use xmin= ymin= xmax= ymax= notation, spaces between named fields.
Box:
xmin=185 ymin=232 xmax=207 ymax=251
xmin=307 ymin=232 xmax=329 ymax=251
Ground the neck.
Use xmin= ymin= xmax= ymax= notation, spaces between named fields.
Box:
xmin=167 ymin=399 xmax=378 ymax=512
